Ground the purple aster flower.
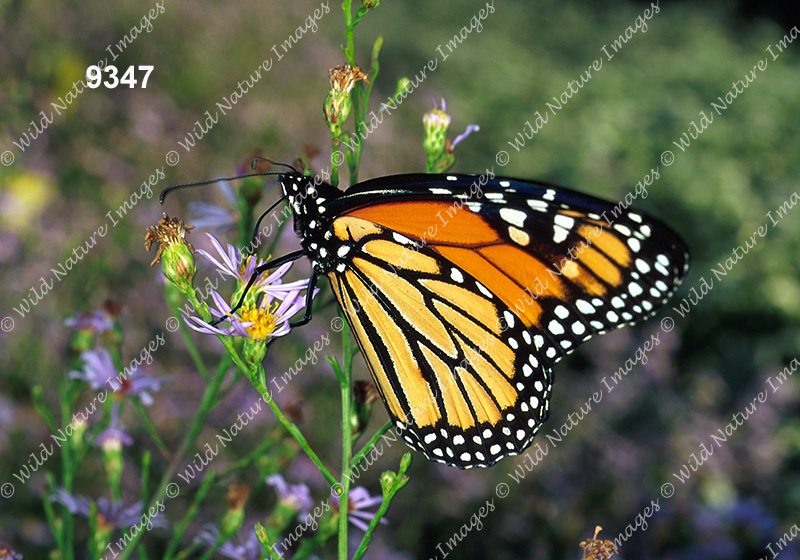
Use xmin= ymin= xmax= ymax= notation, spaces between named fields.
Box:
xmin=96 ymin=426 xmax=133 ymax=450
xmin=198 ymin=233 xmax=309 ymax=298
xmin=451 ymin=124 xmax=480 ymax=149
xmin=266 ymin=474 xmax=313 ymax=516
xmin=96 ymin=404 xmax=133 ymax=450
xmin=431 ymin=97 xmax=480 ymax=150
xmin=0 ymin=541 xmax=23 ymax=560
xmin=69 ymin=347 xmax=116 ymax=390
xmin=69 ymin=348 xmax=164 ymax=405
xmin=188 ymin=180 xmax=238 ymax=233
xmin=50 ymin=488 xmax=167 ymax=531
xmin=334 ymin=487 xmax=385 ymax=532
xmin=185 ymin=286 xmax=308 ymax=342
xmin=195 ymin=525 xmax=262 ymax=560
xmin=64 ymin=302 xmax=119 ymax=334
xmin=65 ymin=310 xmax=114 ymax=333
xmin=0 ymin=395 xmax=14 ymax=455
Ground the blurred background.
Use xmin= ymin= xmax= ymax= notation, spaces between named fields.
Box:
xmin=1 ymin=0 xmax=799 ymax=558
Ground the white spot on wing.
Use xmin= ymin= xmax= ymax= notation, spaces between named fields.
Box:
xmin=553 ymin=225 xmax=569 ymax=243
xmin=500 ymin=207 xmax=527 ymax=227
xmin=393 ymin=233 xmax=413 ymax=245
xmin=554 ymin=215 xmax=574 ymax=230
xmin=476 ymin=282 xmax=493 ymax=298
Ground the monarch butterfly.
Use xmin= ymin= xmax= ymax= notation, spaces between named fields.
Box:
xmin=167 ymin=167 xmax=689 ymax=469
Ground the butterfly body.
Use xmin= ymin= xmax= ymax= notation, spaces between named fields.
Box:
xmin=278 ymin=172 xmax=689 ymax=468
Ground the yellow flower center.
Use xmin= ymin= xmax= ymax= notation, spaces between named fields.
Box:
xmin=239 ymin=303 xmax=278 ymax=341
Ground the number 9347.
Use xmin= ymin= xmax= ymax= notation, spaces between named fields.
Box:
xmin=86 ymin=65 xmax=153 ymax=89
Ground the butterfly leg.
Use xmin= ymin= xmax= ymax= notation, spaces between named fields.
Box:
xmin=289 ymin=272 xmax=318 ymax=328
xmin=262 ymin=272 xmax=318 ymax=350
xmin=209 ymin=249 xmax=306 ymax=326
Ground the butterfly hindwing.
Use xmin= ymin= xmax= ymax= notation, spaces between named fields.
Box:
xmin=326 ymin=216 xmax=553 ymax=467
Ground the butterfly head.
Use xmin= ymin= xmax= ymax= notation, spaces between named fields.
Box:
xmin=279 ymin=172 xmax=347 ymax=274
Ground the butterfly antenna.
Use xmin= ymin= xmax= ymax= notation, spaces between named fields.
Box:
xmin=159 ymin=171 xmax=284 ymax=204
xmin=247 ymin=196 xmax=289 ymax=255
xmin=250 ymin=157 xmax=298 ymax=173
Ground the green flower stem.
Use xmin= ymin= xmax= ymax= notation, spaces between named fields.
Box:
xmin=43 ymin=472 xmax=64 ymax=553
xmin=342 ymin=0 xmax=362 ymax=183
xmin=167 ymin=295 xmax=211 ymax=382
xmin=351 ymin=420 xmax=392 ymax=466
xmin=187 ymin=292 xmax=338 ymax=490
xmin=352 ymin=454 xmax=412 ymax=560
xmin=132 ymin=400 xmax=170 ymax=458
xmin=117 ymin=351 xmax=229 ymax=560
xmin=343 ymin=0 xmax=356 ymax=66
xmin=217 ymin=427 xmax=285 ymax=479
xmin=181 ymin=293 xmax=339 ymax=506
xmin=208 ymin=359 xmax=239 ymax=407
xmin=165 ymin=470 xmax=217 ymax=560
xmin=88 ymin=502 xmax=102 ymax=559
xmin=194 ymin=284 xmax=336 ymax=486
xmin=174 ymin=541 xmax=203 ymax=560
xmin=59 ymin=378 xmax=75 ymax=560
xmin=331 ymin=136 xmax=341 ymax=188
xmin=141 ymin=451 xmax=152 ymax=509
xmin=243 ymin=359 xmax=338 ymax=487
xmin=32 ymin=385 xmax=57 ymax=432
xmin=356 ymin=35 xmax=383 ymax=179
xmin=332 ymin=318 xmax=354 ymax=560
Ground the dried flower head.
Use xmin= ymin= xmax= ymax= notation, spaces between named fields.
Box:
xmin=145 ymin=213 xmax=195 ymax=265
xmin=227 ymin=483 xmax=252 ymax=511
xmin=580 ymin=526 xmax=618 ymax=560
xmin=329 ymin=64 xmax=369 ymax=94
xmin=324 ymin=64 xmax=369 ymax=137
xmin=145 ymin=213 xmax=197 ymax=295
xmin=220 ymin=483 xmax=252 ymax=539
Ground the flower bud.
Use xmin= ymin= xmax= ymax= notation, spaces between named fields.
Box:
xmin=423 ymin=107 xmax=451 ymax=159
xmin=380 ymin=470 xmax=397 ymax=495
xmin=220 ymin=483 xmax=251 ymax=539
xmin=423 ymin=99 xmax=479 ymax=173
xmin=97 ymin=427 xmax=132 ymax=498
xmin=323 ymin=65 xmax=368 ymax=138
xmin=145 ymin=214 xmax=197 ymax=297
